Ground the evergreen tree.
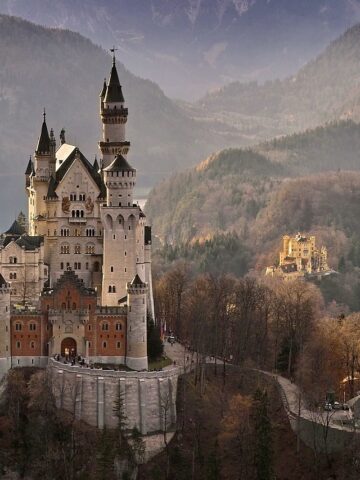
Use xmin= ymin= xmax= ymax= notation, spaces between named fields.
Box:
xmin=96 ymin=428 xmax=115 ymax=480
xmin=147 ymin=316 xmax=164 ymax=360
xmin=253 ymin=390 xmax=274 ymax=480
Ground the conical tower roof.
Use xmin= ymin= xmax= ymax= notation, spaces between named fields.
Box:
xmin=35 ymin=111 xmax=50 ymax=154
xmin=100 ymin=78 xmax=107 ymax=98
xmin=104 ymin=154 xmax=135 ymax=173
xmin=130 ymin=274 xmax=146 ymax=287
xmin=25 ymin=156 xmax=33 ymax=175
xmin=104 ymin=60 xmax=125 ymax=103
xmin=4 ymin=219 xmax=25 ymax=236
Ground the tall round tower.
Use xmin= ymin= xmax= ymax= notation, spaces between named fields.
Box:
xmin=0 ymin=275 xmax=11 ymax=381
xmin=126 ymin=274 xmax=148 ymax=371
xmin=98 ymin=57 xmax=130 ymax=168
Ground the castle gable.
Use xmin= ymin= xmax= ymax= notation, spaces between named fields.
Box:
xmin=55 ymin=147 xmax=105 ymax=198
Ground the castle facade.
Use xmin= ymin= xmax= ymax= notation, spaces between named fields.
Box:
xmin=0 ymin=56 xmax=154 ymax=378
xmin=266 ymin=233 xmax=330 ymax=279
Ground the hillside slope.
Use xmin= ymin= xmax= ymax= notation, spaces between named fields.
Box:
xmin=146 ymin=120 xmax=360 ymax=246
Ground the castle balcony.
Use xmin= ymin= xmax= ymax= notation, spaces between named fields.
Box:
xmin=101 ymin=107 xmax=128 ymax=117
xmin=68 ymin=217 xmax=87 ymax=224
xmin=34 ymin=175 xmax=49 ymax=182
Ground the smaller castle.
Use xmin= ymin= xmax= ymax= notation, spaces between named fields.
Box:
xmin=266 ymin=233 xmax=330 ymax=280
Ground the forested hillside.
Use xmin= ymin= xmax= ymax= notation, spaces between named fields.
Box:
xmin=146 ymin=120 xmax=360 ymax=309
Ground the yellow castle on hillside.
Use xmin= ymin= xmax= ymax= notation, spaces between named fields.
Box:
xmin=266 ymin=233 xmax=330 ymax=279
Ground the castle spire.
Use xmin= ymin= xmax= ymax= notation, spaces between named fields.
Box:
xmin=104 ymin=50 xmax=124 ymax=103
xmin=35 ymin=110 xmax=50 ymax=155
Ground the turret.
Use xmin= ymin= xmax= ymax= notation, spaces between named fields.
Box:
xmin=33 ymin=110 xmax=51 ymax=181
xmin=126 ymin=274 xmax=148 ymax=371
xmin=103 ymin=154 xmax=136 ymax=207
xmin=25 ymin=155 xmax=33 ymax=188
xmin=99 ymin=55 xmax=130 ymax=168
xmin=0 ymin=274 xmax=11 ymax=381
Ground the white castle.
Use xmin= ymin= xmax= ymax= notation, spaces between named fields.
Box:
xmin=0 ymin=54 xmax=155 ymax=376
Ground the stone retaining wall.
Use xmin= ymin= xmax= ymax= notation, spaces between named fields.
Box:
xmin=48 ymin=359 xmax=179 ymax=434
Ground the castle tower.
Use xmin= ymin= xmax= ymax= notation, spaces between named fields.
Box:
xmin=0 ymin=275 xmax=11 ymax=380
xmin=100 ymin=154 xmax=138 ymax=306
xmin=28 ymin=111 xmax=56 ymax=235
xmin=126 ymin=274 xmax=148 ymax=371
xmin=98 ymin=56 xmax=130 ymax=168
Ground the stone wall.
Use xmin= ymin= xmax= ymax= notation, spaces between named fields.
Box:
xmin=48 ymin=358 xmax=179 ymax=434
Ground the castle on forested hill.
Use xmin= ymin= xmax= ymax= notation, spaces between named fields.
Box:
xmin=0 ymin=55 xmax=155 ymax=378
xmin=266 ymin=233 xmax=330 ymax=280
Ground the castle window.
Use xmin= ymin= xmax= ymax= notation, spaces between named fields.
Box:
xmin=15 ymin=323 xmax=22 ymax=331
xmin=88 ymin=325 xmax=91 ymax=331
xmin=103 ymin=341 xmax=107 ymax=348
xmin=86 ymin=244 xmax=95 ymax=254
xmin=115 ymin=323 xmax=122 ymax=331
xmin=128 ymin=226 xmax=131 ymax=230
xmin=30 ymin=341 xmax=35 ymax=349
xmin=116 ymin=341 xmax=121 ymax=349
xmin=128 ymin=202 xmax=130 ymax=207
xmin=80 ymin=210 xmax=84 ymax=218
xmin=70 ymin=193 xmax=77 ymax=201
xmin=60 ymin=262 xmax=64 ymax=270
xmin=29 ymin=323 xmax=36 ymax=331
xmin=72 ymin=210 xmax=75 ymax=217
xmin=79 ymin=193 xmax=86 ymax=201
xmin=102 ymin=323 xmax=109 ymax=331
xmin=76 ymin=210 xmax=80 ymax=218
xmin=129 ymin=306 xmax=131 ymax=312
xmin=86 ymin=228 xmax=95 ymax=237
xmin=108 ymin=286 xmax=116 ymax=293
xmin=88 ymin=341 xmax=91 ymax=348
xmin=60 ymin=244 xmax=70 ymax=254
xmin=110 ymin=266 xmax=114 ymax=272
xmin=16 ymin=341 xmax=21 ymax=349
xmin=74 ymin=244 xmax=81 ymax=254
xmin=86 ymin=262 xmax=89 ymax=270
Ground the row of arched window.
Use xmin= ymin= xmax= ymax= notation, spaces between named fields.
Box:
xmin=89 ymin=340 xmax=122 ymax=349
xmin=71 ymin=210 xmax=84 ymax=218
xmin=60 ymin=227 xmax=97 ymax=237
xmin=15 ymin=322 xmax=37 ymax=331
xmin=100 ymin=322 xmax=123 ymax=331
xmin=9 ymin=272 xmax=17 ymax=280
xmin=108 ymin=285 xmax=116 ymax=293
xmin=69 ymin=193 xmax=86 ymax=201
xmin=60 ymin=244 xmax=95 ymax=254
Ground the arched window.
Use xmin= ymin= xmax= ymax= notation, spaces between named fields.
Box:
xmin=86 ymin=244 xmax=95 ymax=254
xmin=103 ymin=341 xmax=107 ymax=349
xmin=60 ymin=244 xmax=70 ymax=254
xmin=60 ymin=228 xmax=70 ymax=237
xmin=29 ymin=323 xmax=36 ymax=331
xmin=115 ymin=323 xmax=122 ymax=331
xmin=30 ymin=341 xmax=35 ymax=349
xmin=15 ymin=322 xmax=22 ymax=331
xmin=16 ymin=341 xmax=21 ymax=349
xmin=76 ymin=210 xmax=80 ymax=218
xmin=116 ymin=341 xmax=121 ymax=349
xmin=74 ymin=244 xmax=81 ymax=254
xmin=102 ymin=322 xmax=109 ymax=331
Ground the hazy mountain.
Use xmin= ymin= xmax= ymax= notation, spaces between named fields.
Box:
xmin=185 ymin=23 xmax=360 ymax=143
xmin=1 ymin=0 xmax=360 ymax=99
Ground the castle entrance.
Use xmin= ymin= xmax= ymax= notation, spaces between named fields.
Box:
xmin=61 ymin=337 xmax=77 ymax=358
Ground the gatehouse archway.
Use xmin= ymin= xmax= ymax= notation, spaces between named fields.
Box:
xmin=61 ymin=337 xmax=77 ymax=358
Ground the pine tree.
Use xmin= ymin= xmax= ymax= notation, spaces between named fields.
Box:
xmin=96 ymin=427 xmax=115 ymax=480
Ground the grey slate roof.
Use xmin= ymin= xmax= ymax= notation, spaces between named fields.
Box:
xmin=46 ymin=176 xmax=58 ymax=199
xmin=130 ymin=274 xmax=146 ymax=287
xmin=4 ymin=220 xmax=25 ymax=236
xmin=104 ymin=154 xmax=135 ymax=173
xmin=104 ymin=62 xmax=125 ymax=103
xmin=100 ymin=78 xmax=107 ymax=98
xmin=1 ymin=234 xmax=43 ymax=251
xmin=25 ymin=157 xmax=33 ymax=175
xmin=55 ymin=147 xmax=106 ymax=198
xmin=0 ymin=274 xmax=7 ymax=287
xmin=36 ymin=119 xmax=50 ymax=154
